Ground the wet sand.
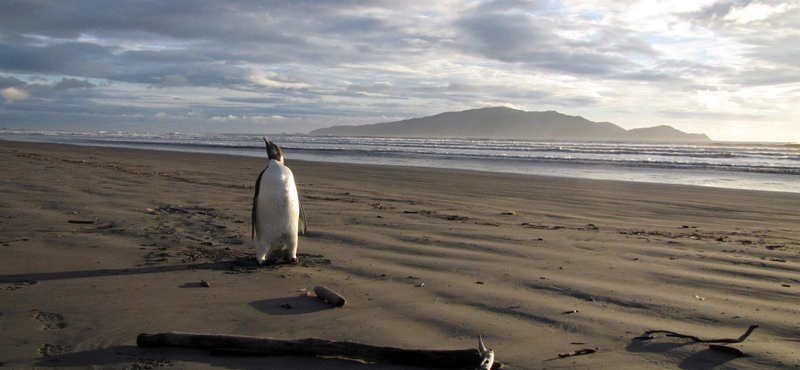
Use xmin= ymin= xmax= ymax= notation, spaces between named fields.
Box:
xmin=1 ymin=140 xmax=798 ymax=369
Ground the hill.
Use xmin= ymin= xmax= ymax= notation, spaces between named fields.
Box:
xmin=309 ymin=107 xmax=710 ymax=142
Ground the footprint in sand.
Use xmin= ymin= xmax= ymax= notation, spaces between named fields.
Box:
xmin=2 ymin=280 xmax=37 ymax=291
xmin=38 ymin=343 xmax=71 ymax=356
xmin=33 ymin=311 xmax=66 ymax=330
xmin=128 ymin=358 xmax=173 ymax=369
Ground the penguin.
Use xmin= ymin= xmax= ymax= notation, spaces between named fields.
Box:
xmin=252 ymin=139 xmax=307 ymax=265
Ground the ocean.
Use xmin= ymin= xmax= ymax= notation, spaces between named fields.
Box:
xmin=2 ymin=130 xmax=799 ymax=193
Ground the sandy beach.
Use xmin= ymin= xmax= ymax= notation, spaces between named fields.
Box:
xmin=1 ymin=139 xmax=798 ymax=370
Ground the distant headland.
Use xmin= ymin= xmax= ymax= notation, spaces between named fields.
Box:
xmin=309 ymin=107 xmax=710 ymax=142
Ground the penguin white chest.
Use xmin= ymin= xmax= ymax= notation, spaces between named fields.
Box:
xmin=254 ymin=161 xmax=300 ymax=264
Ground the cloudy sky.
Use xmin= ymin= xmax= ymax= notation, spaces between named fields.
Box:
xmin=1 ymin=0 xmax=798 ymax=142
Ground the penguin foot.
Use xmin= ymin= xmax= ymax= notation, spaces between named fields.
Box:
xmin=288 ymin=257 xmax=298 ymax=264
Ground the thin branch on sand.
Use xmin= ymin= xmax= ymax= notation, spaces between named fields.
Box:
xmin=558 ymin=348 xmax=598 ymax=358
xmin=634 ymin=325 xmax=759 ymax=343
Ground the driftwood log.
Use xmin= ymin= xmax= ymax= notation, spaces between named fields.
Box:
xmin=137 ymin=332 xmax=499 ymax=369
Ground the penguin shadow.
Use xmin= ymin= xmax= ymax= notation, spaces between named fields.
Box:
xmin=249 ymin=295 xmax=333 ymax=315
xmin=625 ymin=337 xmax=691 ymax=354
xmin=626 ymin=338 xmax=739 ymax=370
xmin=678 ymin=348 xmax=738 ymax=370
xmin=34 ymin=344 xmax=406 ymax=370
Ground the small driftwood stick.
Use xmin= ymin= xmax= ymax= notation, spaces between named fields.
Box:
xmin=137 ymin=332 xmax=483 ymax=368
xmin=314 ymin=286 xmax=346 ymax=307
xmin=636 ymin=325 xmax=759 ymax=343
xmin=68 ymin=219 xmax=96 ymax=224
xmin=558 ymin=348 xmax=598 ymax=358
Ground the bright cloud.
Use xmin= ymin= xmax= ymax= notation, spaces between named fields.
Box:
xmin=724 ymin=2 xmax=793 ymax=24
xmin=696 ymin=90 xmax=741 ymax=110
xmin=247 ymin=70 xmax=311 ymax=89
xmin=1 ymin=87 xmax=30 ymax=103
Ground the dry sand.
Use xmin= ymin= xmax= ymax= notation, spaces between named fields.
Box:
xmin=1 ymin=140 xmax=798 ymax=370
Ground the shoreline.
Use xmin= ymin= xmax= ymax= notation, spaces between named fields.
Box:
xmin=2 ymin=135 xmax=798 ymax=194
xmin=1 ymin=140 xmax=799 ymax=369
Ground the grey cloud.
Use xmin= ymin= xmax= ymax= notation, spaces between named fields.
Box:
xmin=0 ymin=1 xmax=430 ymax=83
xmin=737 ymin=33 xmax=800 ymax=69
xmin=219 ymin=97 xmax=285 ymax=104
xmin=0 ymin=38 xmax=115 ymax=76
xmin=452 ymin=9 xmax=658 ymax=79
xmin=415 ymin=83 xmax=549 ymax=99
xmin=128 ymin=65 xmax=249 ymax=88
xmin=121 ymin=49 xmax=217 ymax=64
xmin=2 ymin=92 xmax=141 ymax=119
xmin=0 ymin=75 xmax=27 ymax=89
xmin=152 ymin=74 xmax=191 ymax=89
xmin=322 ymin=15 xmax=389 ymax=35
xmin=346 ymin=82 xmax=394 ymax=93
xmin=444 ymin=83 xmax=482 ymax=93
xmin=0 ymin=2 xmax=391 ymax=87
xmin=687 ymin=5 xmax=800 ymax=88
xmin=497 ymin=89 xmax=553 ymax=100
xmin=0 ymin=1 xmax=302 ymax=44
xmin=612 ymin=70 xmax=679 ymax=82
xmin=686 ymin=0 xmax=739 ymax=23
xmin=533 ymin=51 xmax=623 ymax=75
xmin=455 ymin=12 xmax=552 ymax=61
xmin=680 ymin=1 xmax=800 ymax=84
xmin=557 ymin=96 xmax=600 ymax=107
xmin=471 ymin=0 xmax=548 ymax=14
xmin=0 ymin=36 xmax=253 ymax=89
xmin=53 ymin=78 xmax=96 ymax=90
xmin=589 ymin=27 xmax=662 ymax=58
xmin=724 ymin=67 xmax=800 ymax=87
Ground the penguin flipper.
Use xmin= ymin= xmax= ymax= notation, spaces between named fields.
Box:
xmin=252 ymin=167 xmax=268 ymax=240
xmin=298 ymin=200 xmax=307 ymax=235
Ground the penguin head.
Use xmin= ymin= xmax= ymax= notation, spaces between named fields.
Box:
xmin=263 ymin=138 xmax=284 ymax=163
